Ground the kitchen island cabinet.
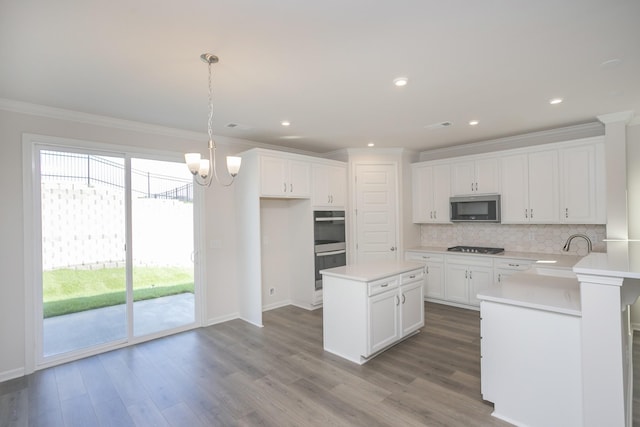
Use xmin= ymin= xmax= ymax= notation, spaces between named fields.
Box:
xmin=321 ymin=261 xmax=424 ymax=364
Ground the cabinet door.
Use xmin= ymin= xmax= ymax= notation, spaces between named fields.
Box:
xmin=425 ymin=261 xmax=445 ymax=299
xmin=432 ymin=164 xmax=451 ymax=222
xmin=400 ymin=281 xmax=424 ymax=336
xmin=367 ymin=289 xmax=400 ymax=355
xmin=288 ymin=160 xmax=310 ymax=197
xmin=260 ymin=156 xmax=288 ymax=196
xmin=500 ymin=154 xmax=529 ymax=223
xmin=560 ymin=145 xmax=596 ymax=223
xmin=451 ymin=161 xmax=475 ymax=195
xmin=468 ymin=265 xmax=494 ymax=306
xmin=311 ymin=164 xmax=330 ymax=206
xmin=412 ymin=165 xmax=434 ymax=223
xmin=445 ymin=263 xmax=469 ymax=304
xmin=475 ymin=158 xmax=499 ymax=194
xmin=327 ymin=165 xmax=347 ymax=207
xmin=528 ymin=150 xmax=559 ymax=223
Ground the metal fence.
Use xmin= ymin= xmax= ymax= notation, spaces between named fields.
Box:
xmin=40 ymin=151 xmax=193 ymax=202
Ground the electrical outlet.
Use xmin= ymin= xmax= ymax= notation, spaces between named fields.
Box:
xmin=269 ymin=287 xmax=275 ymax=296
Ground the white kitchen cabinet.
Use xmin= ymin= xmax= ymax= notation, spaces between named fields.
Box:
xmin=312 ymin=163 xmax=346 ymax=208
xmin=445 ymin=255 xmax=493 ymax=307
xmin=451 ymin=157 xmax=499 ymax=196
xmin=322 ymin=262 xmax=424 ymax=364
xmin=493 ymin=258 xmax=534 ymax=285
xmin=500 ymin=149 xmax=559 ymax=223
xmin=405 ymin=251 xmax=444 ymax=300
xmin=411 ymin=162 xmax=451 ymax=223
xmin=559 ymin=141 xmax=606 ymax=224
xmin=260 ymin=155 xmax=310 ymax=197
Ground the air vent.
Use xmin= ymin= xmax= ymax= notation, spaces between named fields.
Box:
xmin=226 ymin=123 xmax=239 ymax=128
xmin=425 ymin=121 xmax=453 ymax=130
xmin=225 ymin=123 xmax=252 ymax=130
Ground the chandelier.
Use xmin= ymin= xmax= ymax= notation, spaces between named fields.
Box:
xmin=185 ymin=53 xmax=241 ymax=187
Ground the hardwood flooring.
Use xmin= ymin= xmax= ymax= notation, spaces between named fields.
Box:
xmin=0 ymin=303 xmax=548 ymax=426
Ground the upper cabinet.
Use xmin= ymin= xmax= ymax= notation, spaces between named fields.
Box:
xmin=451 ymin=157 xmax=499 ymax=195
xmin=312 ymin=163 xmax=347 ymax=208
xmin=559 ymin=142 xmax=606 ymax=224
xmin=501 ymin=149 xmax=559 ymax=223
xmin=412 ymin=162 xmax=451 ymax=223
xmin=260 ymin=155 xmax=310 ymax=198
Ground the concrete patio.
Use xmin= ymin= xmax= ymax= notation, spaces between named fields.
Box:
xmin=43 ymin=293 xmax=195 ymax=356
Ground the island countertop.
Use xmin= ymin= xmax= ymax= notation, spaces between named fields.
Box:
xmin=320 ymin=260 xmax=424 ymax=282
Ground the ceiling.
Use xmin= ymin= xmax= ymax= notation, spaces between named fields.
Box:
xmin=1 ymin=0 xmax=638 ymax=154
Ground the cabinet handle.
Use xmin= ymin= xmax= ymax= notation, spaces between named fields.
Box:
xmin=471 ymin=182 xmax=474 ymax=192
xmin=284 ymin=182 xmax=287 ymax=192
xmin=434 ymin=211 xmax=437 ymax=219
xmin=402 ymin=294 xmax=406 ymax=304
xmin=330 ymin=195 xmax=333 ymax=203
xmin=475 ymin=182 xmax=478 ymax=191
xmin=530 ymin=208 xmax=533 ymax=219
xmin=409 ymin=275 xmax=416 ymax=279
xmin=498 ymin=273 xmax=501 ymax=283
xmin=565 ymin=207 xmax=568 ymax=218
xmin=290 ymin=183 xmax=293 ymax=192
xmin=426 ymin=266 xmax=429 ymax=274
xmin=525 ymin=209 xmax=528 ymax=219
xmin=465 ymin=270 xmax=468 ymax=279
xmin=430 ymin=211 xmax=433 ymax=219
xmin=381 ymin=283 xmax=389 ymax=288
xmin=422 ymin=256 xmax=430 ymax=259
xmin=390 ymin=247 xmax=396 ymax=252
xmin=508 ymin=263 xmax=520 ymax=267
xmin=469 ymin=271 xmax=473 ymax=280
xmin=396 ymin=295 xmax=400 ymax=306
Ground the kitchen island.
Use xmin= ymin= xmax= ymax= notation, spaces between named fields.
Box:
xmin=320 ymin=260 xmax=424 ymax=364
xmin=477 ymin=267 xmax=583 ymax=426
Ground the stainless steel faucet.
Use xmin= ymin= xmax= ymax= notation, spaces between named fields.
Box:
xmin=562 ymin=233 xmax=593 ymax=253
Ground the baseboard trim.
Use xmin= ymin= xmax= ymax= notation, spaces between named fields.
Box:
xmin=205 ymin=312 xmax=240 ymax=327
xmin=0 ymin=367 xmax=25 ymax=383
xmin=263 ymin=300 xmax=293 ymax=312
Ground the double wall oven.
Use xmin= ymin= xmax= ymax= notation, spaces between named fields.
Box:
xmin=314 ymin=211 xmax=346 ymax=292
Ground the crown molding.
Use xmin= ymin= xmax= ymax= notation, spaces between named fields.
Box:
xmin=597 ymin=110 xmax=635 ymax=125
xmin=419 ymin=121 xmax=604 ymax=161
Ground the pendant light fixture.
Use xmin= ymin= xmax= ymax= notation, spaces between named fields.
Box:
xmin=185 ymin=53 xmax=241 ymax=187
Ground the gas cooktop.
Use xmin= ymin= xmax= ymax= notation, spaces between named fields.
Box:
xmin=447 ymin=245 xmax=505 ymax=255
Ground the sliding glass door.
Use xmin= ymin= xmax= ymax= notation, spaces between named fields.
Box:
xmin=37 ymin=146 xmax=197 ymax=362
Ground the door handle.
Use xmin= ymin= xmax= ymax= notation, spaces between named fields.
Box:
xmin=390 ymin=246 xmax=396 ymax=251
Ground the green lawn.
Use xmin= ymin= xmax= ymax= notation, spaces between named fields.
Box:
xmin=43 ymin=267 xmax=194 ymax=318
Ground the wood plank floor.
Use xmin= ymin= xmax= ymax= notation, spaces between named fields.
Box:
xmin=2 ymin=301 xmax=611 ymax=426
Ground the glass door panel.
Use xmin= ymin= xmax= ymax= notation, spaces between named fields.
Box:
xmin=40 ymin=150 xmax=127 ymax=357
xmin=130 ymin=158 xmax=195 ymax=337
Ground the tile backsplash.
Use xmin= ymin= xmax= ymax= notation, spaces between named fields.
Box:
xmin=420 ymin=223 xmax=606 ymax=256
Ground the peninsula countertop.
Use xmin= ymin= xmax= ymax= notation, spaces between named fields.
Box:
xmin=320 ymin=260 xmax=424 ymax=282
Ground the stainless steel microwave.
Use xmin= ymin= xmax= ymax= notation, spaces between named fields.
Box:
xmin=450 ymin=195 xmax=501 ymax=222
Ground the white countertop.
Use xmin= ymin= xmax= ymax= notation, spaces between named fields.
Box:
xmin=478 ymin=273 xmax=581 ymax=316
xmin=320 ymin=260 xmax=424 ymax=282
xmin=407 ymin=246 xmax=582 ymax=269
xmin=573 ymin=241 xmax=640 ymax=280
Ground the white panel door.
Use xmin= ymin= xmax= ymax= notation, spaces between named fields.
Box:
xmin=528 ymin=150 xmax=559 ymax=223
xmin=561 ymin=145 xmax=596 ymax=223
xmin=355 ymin=164 xmax=398 ymax=263
xmin=432 ymin=164 xmax=451 ymax=222
xmin=367 ymin=289 xmax=400 ymax=355
xmin=500 ymin=154 xmax=529 ymax=223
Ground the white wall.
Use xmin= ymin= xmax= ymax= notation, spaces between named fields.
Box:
xmin=0 ymin=106 xmax=261 ymax=378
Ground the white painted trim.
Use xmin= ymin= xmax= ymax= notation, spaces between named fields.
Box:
xmin=0 ymin=367 xmax=26 ymax=382
xmin=597 ymin=111 xmax=635 ymax=125
xmin=630 ymin=116 xmax=640 ymax=126
xmin=419 ymin=122 xmax=604 ymax=161
xmin=262 ymin=300 xmax=294 ymax=312
xmin=205 ymin=313 xmax=240 ymax=326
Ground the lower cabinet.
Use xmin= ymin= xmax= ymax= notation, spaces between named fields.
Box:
xmin=322 ymin=265 xmax=425 ymax=364
xmin=494 ymin=258 xmax=534 ymax=285
xmin=367 ymin=271 xmax=425 ymax=356
xmin=445 ymin=255 xmax=493 ymax=306
xmin=405 ymin=252 xmax=445 ymax=300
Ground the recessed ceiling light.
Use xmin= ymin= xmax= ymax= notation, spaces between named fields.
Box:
xmin=281 ymin=120 xmax=291 ymax=126
xmin=469 ymin=120 xmax=479 ymax=126
xmin=549 ymin=98 xmax=563 ymax=105
xmin=393 ymin=77 xmax=408 ymax=87
xmin=600 ymin=58 xmax=622 ymax=69
xmin=367 ymin=142 xmax=375 ymax=147
xmin=280 ymin=135 xmax=302 ymax=140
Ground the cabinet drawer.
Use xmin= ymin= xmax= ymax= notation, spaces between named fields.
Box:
xmin=405 ymin=252 xmax=444 ymax=263
xmin=368 ymin=277 xmax=399 ymax=296
xmin=401 ymin=269 xmax=424 ymax=284
xmin=446 ymin=254 xmax=493 ymax=267
xmin=494 ymin=258 xmax=534 ymax=271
